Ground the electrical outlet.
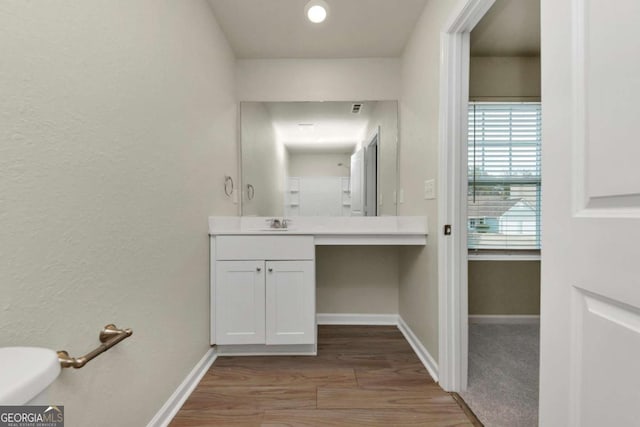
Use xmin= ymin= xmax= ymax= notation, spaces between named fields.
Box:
xmin=424 ymin=179 xmax=436 ymax=200
xmin=379 ymin=193 xmax=383 ymax=206
xmin=399 ymin=189 xmax=404 ymax=204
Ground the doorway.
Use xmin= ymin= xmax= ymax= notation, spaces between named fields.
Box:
xmin=437 ymin=6 xmax=542 ymax=426
xmin=364 ymin=129 xmax=379 ymax=217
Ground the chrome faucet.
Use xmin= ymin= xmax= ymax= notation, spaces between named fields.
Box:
xmin=266 ymin=218 xmax=289 ymax=229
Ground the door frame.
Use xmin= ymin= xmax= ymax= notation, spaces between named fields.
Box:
xmin=437 ymin=0 xmax=495 ymax=392
xmin=365 ymin=127 xmax=380 ymax=216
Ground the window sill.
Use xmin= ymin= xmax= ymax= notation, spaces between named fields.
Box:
xmin=468 ymin=252 xmax=541 ymax=261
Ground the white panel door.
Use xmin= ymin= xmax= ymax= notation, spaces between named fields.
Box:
xmin=215 ymin=261 xmax=265 ymax=345
xmin=265 ymin=261 xmax=315 ymax=345
xmin=350 ymin=148 xmax=365 ymax=216
xmin=540 ymin=1 xmax=640 ymax=425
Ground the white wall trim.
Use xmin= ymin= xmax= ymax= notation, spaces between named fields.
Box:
xmin=469 ymin=315 xmax=540 ymax=324
xmin=146 ymin=348 xmax=217 ymax=427
xmin=468 ymin=253 xmax=541 ymax=261
xmin=437 ymin=0 xmax=496 ymax=393
xmin=397 ymin=317 xmax=439 ymax=382
xmin=316 ymin=313 xmax=399 ymax=325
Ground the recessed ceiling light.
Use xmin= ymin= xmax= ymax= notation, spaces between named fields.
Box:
xmin=305 ymin=0 xmax=329 ymax=24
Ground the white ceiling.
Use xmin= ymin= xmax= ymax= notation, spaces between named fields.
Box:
xmin=208 ymin=0 xmax=428 ymax=59
xmin=264 ymin=101 xmax=376 ymax=153
xmin=471 ymin=0 xmax=540 ymax=57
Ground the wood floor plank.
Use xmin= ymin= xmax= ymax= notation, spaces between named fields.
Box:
xmin=317 ymin=386 xmax=461 ymax=409
xmin=318 ymin=340 xmax=414 ymax=355
xmin=205 ymin=366 xmax=357 ymax=387
xmin=318 ymin=325 xmax=400 ymax=338
xmin=262 ymin=409 xmax=473 ymax=427
xmin=172 ymin=326 xmax=473 ymax=426
xmin=181 ymin=386 xmax=316 ymax=411
xmin=214 ymin=354 xmax=392 ymax=370
xmin=169 ymin=410 xmax=263 ymax=426
xmin=355 ymin=365 xmax=436 ymax=388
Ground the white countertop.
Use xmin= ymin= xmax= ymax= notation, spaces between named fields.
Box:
xmin=208 ymin=216 xmax=428 ymax=245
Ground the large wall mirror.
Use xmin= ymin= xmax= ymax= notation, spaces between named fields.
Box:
xmin=240 ymin=101 xmax=399 ymax=217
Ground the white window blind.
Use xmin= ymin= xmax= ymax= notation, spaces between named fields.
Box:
xmin=468 ymin=103 xmax=541 ymax=251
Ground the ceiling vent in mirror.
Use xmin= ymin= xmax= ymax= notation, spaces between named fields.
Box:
xmin=351 ymin=103 xmax=363 ymax=114
xmin=298 ymin=123 xmax=315 ymax=132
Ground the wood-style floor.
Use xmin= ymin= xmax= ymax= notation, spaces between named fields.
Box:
xmin=171 ymin=325 xmax=473 ymax=426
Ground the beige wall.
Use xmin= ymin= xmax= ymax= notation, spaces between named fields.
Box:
xmin=236 ymin=58 xmax=401 ymax=315
xmin=0 ymin=2 xmax=236 ymax=426
xmin=470 ymin=56 xmax=541 ymax=101
xmin=241 ymin=103 xmax=285 ymax=216
xmin=236 ymin=58 xmax=401 ymax=102
xmin=288 ymin=152 xmax=351 ymax=177
xmin=469 ymin=261 xmax=541 ymax=314
xmin=398 ymin=0 xmax=461 ymax=363
xmin=316 ymin=247 xmax=399 ymax=314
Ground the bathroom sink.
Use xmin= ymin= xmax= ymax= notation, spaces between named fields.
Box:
xmin=0 ymin=347 xmax=61 ymax=405
xmin=246 ymin=227 xmax=296 ymax=232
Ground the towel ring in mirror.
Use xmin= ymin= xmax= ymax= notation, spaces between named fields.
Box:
xmin=224 ymin=176 xmax=234 ymax=197
xmin=247 ymin=184 xmax=255 ymax=200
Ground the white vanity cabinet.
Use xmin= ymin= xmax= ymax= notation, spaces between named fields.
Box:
xmin=211 ymin=235 xmax=316 ymax=355
xmin=265 ymin=260 xmax=315 ymax=345
xmin=215 ymin=260 xmax=266 ymax=345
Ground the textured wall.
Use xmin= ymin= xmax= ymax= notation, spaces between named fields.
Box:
xmin=0 ymin=1 xmax=236 ymax=426
xmin=398 ymin=0 xmax=460 ymax=363
xmin=468 ymin=261 xmax=541 ymax=314
xmin=236 ymin=58 xmax=401 ymax=101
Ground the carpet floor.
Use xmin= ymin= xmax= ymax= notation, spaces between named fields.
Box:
xmin=460 ymin=323 xmax=539 ymax=427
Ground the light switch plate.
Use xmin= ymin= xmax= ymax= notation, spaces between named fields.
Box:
xmin=424 ymin=179 xmax=436 ymax=200
xmin=399 ymin=189 xmax=405 ymax=204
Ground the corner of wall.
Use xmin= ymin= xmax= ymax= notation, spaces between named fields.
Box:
xmin=396 ymin=0 xmax=462 ymax=364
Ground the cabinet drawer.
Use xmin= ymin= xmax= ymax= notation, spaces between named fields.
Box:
xmin=215 ymin=236 xmax=314 ymax=260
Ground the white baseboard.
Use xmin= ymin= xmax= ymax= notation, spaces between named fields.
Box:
xmin=147 ymin=348 xmax=217 ymax=427
xmin=469 ymin=314 xmax=540 ymax=324
xmin=397 ymin=316 xmax=439 ymax=383
xmin=316 ymin=313 xmax=399 ymax=325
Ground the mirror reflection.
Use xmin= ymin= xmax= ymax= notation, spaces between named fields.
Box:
xmin=240 ymin=101 xmax=398 ymax=217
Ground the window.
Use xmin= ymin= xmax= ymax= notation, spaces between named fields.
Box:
xmin=468 ymin=103 xmax=541 ymax=251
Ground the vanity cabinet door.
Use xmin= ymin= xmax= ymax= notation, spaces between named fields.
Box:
xmin=265 ymin=261 xmax=315 ymax=345
xmin=215 ymin=261 xmax=265 ymax=345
